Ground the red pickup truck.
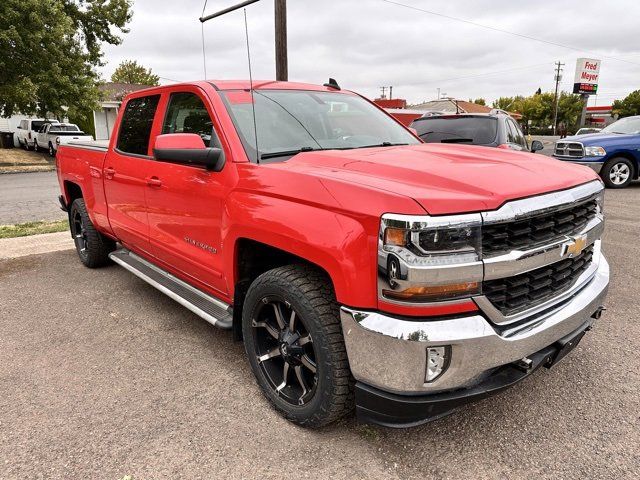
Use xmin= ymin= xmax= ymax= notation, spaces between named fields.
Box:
xmin=56 ymin=80 xmax=609 ymax=428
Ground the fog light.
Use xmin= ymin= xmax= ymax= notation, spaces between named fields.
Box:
xmin=426 ymin=346 xmax=450 ymax=382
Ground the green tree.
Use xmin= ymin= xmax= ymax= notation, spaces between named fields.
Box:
xmin=0 ymin=0 xmax=132 ymax=118
xmin=472 ymin=98 xmax=486 ymax=106
xmin=110 ymin=60 xmax=160 ymax=86
xmin=612 ymin=90 xmax=640 ymax=117
xmin=492 ymin=96 xmax=516 ymax=111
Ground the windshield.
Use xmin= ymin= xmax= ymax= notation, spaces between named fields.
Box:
xmin=221 ymin=89 xmax=419 ymax=162
xmin=601 ymin=116 xmax=640 ymax=135
xmin=412 ymin=116 xmax=498 ymax=145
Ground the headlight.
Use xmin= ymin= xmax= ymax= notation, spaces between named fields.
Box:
xmin=585 ymin=146 xmax=606 ymax=156
xmin=379 ymin=214 xmax=483 ymax=303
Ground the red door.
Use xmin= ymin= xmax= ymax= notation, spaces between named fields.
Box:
xmin=103 ymin=94 xmax=161 ymax=254
xmin=144 ymin=88 xmax=232 ymax=297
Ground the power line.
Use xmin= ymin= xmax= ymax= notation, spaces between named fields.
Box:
xmin=380 ymin=0 xmax=640 ymax=67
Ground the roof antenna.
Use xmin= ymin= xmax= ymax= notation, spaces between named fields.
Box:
xmin=243 ymin=9 xmax=259 ymax=163
xmin=201 ymin=0 xmax=208 ymax=78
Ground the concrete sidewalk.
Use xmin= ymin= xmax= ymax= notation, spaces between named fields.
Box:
xmin=0 ymin=231 xmax=73 ymax=260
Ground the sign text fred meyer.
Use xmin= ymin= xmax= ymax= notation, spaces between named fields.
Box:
xmin=573 ymin=58 xmax=601 ymax=95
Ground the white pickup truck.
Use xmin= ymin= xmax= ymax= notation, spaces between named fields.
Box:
xmin=35 ymin=123 xmax=93 ymax=157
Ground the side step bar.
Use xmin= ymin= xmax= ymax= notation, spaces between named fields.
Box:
xmin=109 ymin=249 xmax=233 ymax=329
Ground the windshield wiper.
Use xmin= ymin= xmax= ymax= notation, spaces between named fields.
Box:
xmin=261 ymin=146 xmax=319 ymax=160
xmin=358 ymin=142 xmax=409 ymax=149
xmin=440 ymin=138 xmax=474 ymax=143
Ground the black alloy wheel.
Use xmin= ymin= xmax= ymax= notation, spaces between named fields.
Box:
xmin=251 ymin=297 xmax=317 ymax=406
xmin=242 ymin=265 xmax=353 ymax=427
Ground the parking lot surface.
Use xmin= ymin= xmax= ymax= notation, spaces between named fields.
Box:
xmin=1 ymin=186 xmax=639 ymax=479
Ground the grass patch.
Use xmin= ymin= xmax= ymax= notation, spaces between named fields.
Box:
xmin=0 ymin=220 xmax=68 ymax=239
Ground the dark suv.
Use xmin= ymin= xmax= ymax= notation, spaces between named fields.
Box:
xmin=410 ymin=111 xmax=543 ymax=153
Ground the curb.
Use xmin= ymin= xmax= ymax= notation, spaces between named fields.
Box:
xmin=0 ymin=231 xmax=74 ymax=260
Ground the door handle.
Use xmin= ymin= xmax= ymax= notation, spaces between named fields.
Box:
xmin=104 ymin=167 xmax=116 ymax=179
xmin=146 ymin=176 xmax=162 ymax=187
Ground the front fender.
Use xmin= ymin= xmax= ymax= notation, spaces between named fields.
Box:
xmin=223 ymin=191 xmax=379 ymax=308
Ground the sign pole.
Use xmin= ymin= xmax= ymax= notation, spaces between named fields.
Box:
xmin=579 ymin=94 xmax=589 ymax=128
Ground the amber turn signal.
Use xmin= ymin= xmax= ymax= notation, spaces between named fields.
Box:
xmin=382 ymin=282 xmax=479 ymax=301
xmin=384 ymin=227 xmax=408 ymax=247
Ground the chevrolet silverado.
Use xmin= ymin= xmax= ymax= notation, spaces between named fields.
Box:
xmin=56 ymin=80 xmax=609 ymax=427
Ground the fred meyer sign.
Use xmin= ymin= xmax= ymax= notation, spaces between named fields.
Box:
xmin=573 ymin=58 xmax=601 ymax=95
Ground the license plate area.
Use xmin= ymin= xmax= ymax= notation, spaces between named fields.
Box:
xmin=545 ymin=328 xmax=588 ymax=369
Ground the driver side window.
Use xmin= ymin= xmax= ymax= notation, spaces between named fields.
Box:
xmin=162 ymin=92 xmax=221 ymax=148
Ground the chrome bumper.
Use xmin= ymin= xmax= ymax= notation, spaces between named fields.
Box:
xmin=340 ymin=253 xmax=609 ymax=394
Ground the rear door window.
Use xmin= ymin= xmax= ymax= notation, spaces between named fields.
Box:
xmin=413 ymin=117 xmax=498 ymax=145
xmin=117 ymin=94 xmax=161 ymax=156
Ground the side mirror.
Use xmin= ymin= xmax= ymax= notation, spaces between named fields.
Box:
xmin=530 ymin=140 xmax=544 ymax=153
xmin=153 ymin=133 xmax=225 ymax=171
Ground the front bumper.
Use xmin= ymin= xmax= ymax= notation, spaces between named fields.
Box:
xmin=340 ymin=254 xmax=609 ymax=426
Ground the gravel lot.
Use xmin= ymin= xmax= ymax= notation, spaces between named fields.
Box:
xmin=1 ymin=185 xmax=638 ymax=479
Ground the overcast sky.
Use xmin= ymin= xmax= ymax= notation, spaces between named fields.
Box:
xmin=99 ymin=0 xmax=640 ymax=106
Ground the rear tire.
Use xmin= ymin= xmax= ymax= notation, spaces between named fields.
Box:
xmin=601 ymin=157 xmax=634 ymax=188
xmin=48 ymin=142 xmax=55 ymax=157
xmin=69 ymin=198 xmax=115 ymax=268
xmin=242 ymin=264 xmax=354 ymax=427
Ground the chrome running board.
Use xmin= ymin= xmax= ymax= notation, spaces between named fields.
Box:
xmin=109 ymin=249 xmax=233 ymax=329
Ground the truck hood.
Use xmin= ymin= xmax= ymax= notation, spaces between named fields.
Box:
xmin=281 ymin=143 xmax=597 ymax=215
xmin=563 ymin=132 xmax=635 ymax=146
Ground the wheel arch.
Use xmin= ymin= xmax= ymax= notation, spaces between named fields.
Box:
xmin=231 ymin=238 xmax=337 ymax=341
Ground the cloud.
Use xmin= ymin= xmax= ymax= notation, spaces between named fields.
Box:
xmin=99 ymin=0 xmax=640 ymax=105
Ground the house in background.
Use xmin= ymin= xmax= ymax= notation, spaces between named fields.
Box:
xmin=93 ymin=82 xmax=152 ymax=140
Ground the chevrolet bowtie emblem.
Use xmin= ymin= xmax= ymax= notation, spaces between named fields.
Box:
xmin=562 ymin=235 xmax=587 ymax=258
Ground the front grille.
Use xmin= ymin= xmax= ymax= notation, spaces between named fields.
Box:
xmin=482 ymin=199 xmax=598 ymax=256
xmin=554 ymin=141 xmax=584 ymax=158
xmin=483 ymin=245 xmax=594 ymax=316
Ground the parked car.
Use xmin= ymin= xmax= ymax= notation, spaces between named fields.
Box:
xmin=575 ymin=127 xmax=602 ymax=136
xmin=56 ymin=80 xmax=608 ymax=428
xmin=410 ymin=111 xmax=544 ymax=152
xmin=553 ymin=115 xmax=640 ymax=188
xmin=15 ymin=119 xmax=59 ymax=150
xmin=35 ymin=123 xmax=93 ymax=157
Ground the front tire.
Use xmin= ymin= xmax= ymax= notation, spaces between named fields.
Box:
xmin=48 ymin=142 xmax=55 ymax=157
xmin=601 ymin=157 xmax=634 ymax=188
xmin=69 ymin=198 xmax=115 ymax=268
xmin=34 ymin=140 xmax=39 ymax=151
xmin=242 ymin=265 xmax=353 ymax=427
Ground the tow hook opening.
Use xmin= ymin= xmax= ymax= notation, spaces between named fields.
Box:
xmin=592 ymin=306 xmax=606 ymax=320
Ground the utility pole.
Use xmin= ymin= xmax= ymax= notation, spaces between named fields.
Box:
xmin=552 ymin=61 xmax=564 ymax=135
xmin=274 ymin=0 xmax=288 ymax=81
xmin=200 ymin=0 xmax=288 ymax=81
xmin=389 ymin=86 xmax=393 ymax=100
xmin=379 ymin=86 xmax=387 ymax=99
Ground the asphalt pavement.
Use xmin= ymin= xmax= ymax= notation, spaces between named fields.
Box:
xmin=1 ymin=186 xmax=639 ymax=479
xmin=0 ymin=171 xmax=65 ymax=224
